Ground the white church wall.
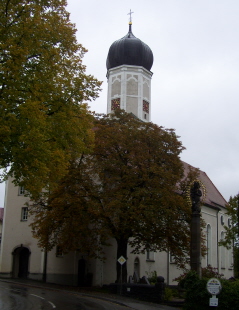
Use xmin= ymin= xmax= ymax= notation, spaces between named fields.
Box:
xmin=0 ymin=178 xmax=234 ymax=286
xmin=46 ymin=250 xmax=81 ymax=285
xmin=0 ymin=179 xmax=43 ymax=278
xmin=101 ymin=239 xmax=117 ymax=285
xmin=201 ymin=205 xmax=219 ymax=270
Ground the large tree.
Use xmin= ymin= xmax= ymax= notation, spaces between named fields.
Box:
xmin=0 ymin=0 xmax=101 ymax=197
xmin=219 ymin=195 xmax=239 ymax=277
xmin=31 ymin=110 xmax=192 ymax=282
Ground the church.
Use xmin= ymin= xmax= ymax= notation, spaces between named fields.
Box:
xmin=0 ymin=19 xmax=233 ymax=286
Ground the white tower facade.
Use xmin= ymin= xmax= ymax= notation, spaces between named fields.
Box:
xmin=107 ymin=65 xmax=153 ymax=122
xmin=106 ymin=22 xmax=153 ymax=122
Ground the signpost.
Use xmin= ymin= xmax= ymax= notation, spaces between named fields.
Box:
xmin=118 ymin=256 xmax=126 ymax=265
xmin=206 ymin=278 xmax=222 ymax=307
xmin=118 ymin=256 xmax=126 ymax=295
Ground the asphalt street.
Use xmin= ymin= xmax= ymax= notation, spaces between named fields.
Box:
xmin=0 ymin=279 xmax=181 ymax=310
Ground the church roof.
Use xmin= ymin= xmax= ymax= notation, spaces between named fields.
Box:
xmin=106 ymin=23 xmax=153 ymax=72
xmin=183 ymin=162 xmax=227 ymax=209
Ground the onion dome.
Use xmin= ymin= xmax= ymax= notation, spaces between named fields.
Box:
xmin=106 ymin=23 xmax=153 ymax=72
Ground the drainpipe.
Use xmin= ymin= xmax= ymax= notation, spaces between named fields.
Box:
xmin=43 ymin=249 xmax=48 ymax=283
xmin=167 ymin=250 xmax=169 ymax=285
xmin=217 ymin=209 xmax=219 ymax=271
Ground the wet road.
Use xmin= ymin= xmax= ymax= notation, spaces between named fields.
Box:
xmin=0 ymin=281 xmax=130 ymax=310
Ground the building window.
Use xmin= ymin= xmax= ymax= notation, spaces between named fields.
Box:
xmin=56 ymin=246 xmax=63 ymax=257
xmin=221 ymin=215 xmax=224 ymax=225
xmin=221 ymin=232 xmax=226 ymax=269
xmin=228 ymin=247 xmax=233 ymax=269
xmin=228 ymin=218 xmax=232 ymax=228
xmin=133 ymin=257 xmax=140 ymax=280
xmin=18 ymin=186 xmax=25 ymax=196
xmin=207 ymin=224 xmax=212 ymax=266
xmin=21 ymin=207 xmax=28 ymax=221
xmin=111 ymin=98 xmax=120 ymax=110
xmin=146 ymin=250 xmax=155 ymax=261
xmin=169 ymin=253 xmax=176 ymax=264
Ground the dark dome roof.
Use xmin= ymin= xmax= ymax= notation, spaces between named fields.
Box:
xmin=106 ymin=24 xmax=153 ymax=72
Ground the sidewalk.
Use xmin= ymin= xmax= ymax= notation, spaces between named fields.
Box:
xmin=0 ymin=278 xmax=182 ymax=310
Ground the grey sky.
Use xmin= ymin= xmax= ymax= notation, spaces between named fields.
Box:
xmin=1 ymin=0 xmax=239 ymax=207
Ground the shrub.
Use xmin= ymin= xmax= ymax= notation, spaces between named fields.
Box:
xmin=164 ymin=287 xmax=173 ymax=301
xmin=175 ymin=265 xmax=224 ymax=285
xmin=176 ymin=270 xmax=239 ymax=310
xmin=146 ymin=270 xmax=158 ymax=285
xmin=218 ymin=279 xmax=239 ymax=309
xmin=201 ymin=265 xmax=224 ymax=279
xmin=181 ymin=271 xmax=210 ymax=310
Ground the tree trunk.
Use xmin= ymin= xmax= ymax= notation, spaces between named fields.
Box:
xmin=116 ymin=237 xmax=128 ymax=283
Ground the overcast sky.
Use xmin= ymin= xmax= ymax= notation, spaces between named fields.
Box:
xmin=1 ymin=0 xmax=239 ymax=207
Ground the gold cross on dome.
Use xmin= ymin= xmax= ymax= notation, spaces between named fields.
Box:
xmin=127 ymin=9 xmax=134 ymax=24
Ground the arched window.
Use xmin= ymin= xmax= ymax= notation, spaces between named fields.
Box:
xmin=133 ymin=257 xmax=140 ymax=281
xmin=228 ymin=246 xmax=233 ymax=269
xmin=221 ymin=232 xmax=226 ymax=269
xmin=207 ymin=224 xmax=212 ymax=266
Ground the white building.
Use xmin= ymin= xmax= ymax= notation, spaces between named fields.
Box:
xmin=0 ymin=21 xmax=233 ymax=285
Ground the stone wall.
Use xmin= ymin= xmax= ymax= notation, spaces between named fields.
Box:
xmin=108 ymin=276 xmax=165 ymax=303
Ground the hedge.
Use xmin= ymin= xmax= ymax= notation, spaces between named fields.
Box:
xmin=181 ymin=271 xmax=239 ymax=310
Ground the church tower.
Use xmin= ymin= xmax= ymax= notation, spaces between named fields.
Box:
xmin=106 ymin=16 xmax=153 ymax=122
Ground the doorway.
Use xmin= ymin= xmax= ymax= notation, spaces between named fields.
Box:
xmin=12 ymin=247 xmax=30 ymax=279
xmin=78 ymin=258 xmax=86 ymax=286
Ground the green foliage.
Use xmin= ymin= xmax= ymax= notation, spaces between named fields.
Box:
xmin=0 ymin=0 xmax=101 ymax=197
xmin=219 ymin=194 xmax=239 ymax=277
xmin=146 ymin=270 xmax=158 ymax=284
xmin=234 ymin=247 xmax=239 ymax=278
xmin=176 ymin=270 xmax=199 ymax=289
xmin=201 ymin=265 xmax=225 ymax=279
xmin=176 ymin=266 xmax=224 ymax=289
xmin=31 ymin=110 xmax=191 ymax=282
xmin=218 ymin=279 xmax=239 ymax=309
xmin=182 ymin=272 xmax=210 ymax=310
xmin=184 ymin=277 xmax=239 ymax=310
xmin=176 ymin=269 xmax=239 ymax=310
xmin=219 ymin=195 xmax=238 ymax=250
xmin=175 ymin=265 xmax=224 ymax=286
xmin=164 ymin=287 xmax=173 ymax=301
